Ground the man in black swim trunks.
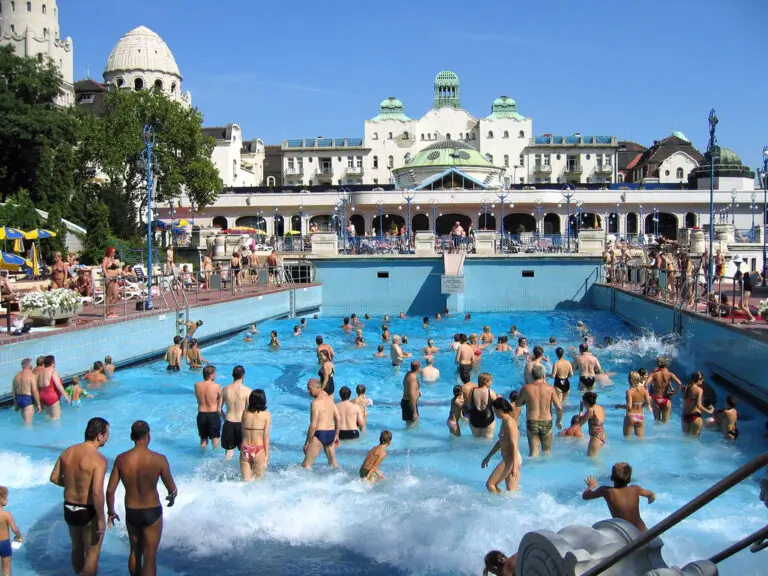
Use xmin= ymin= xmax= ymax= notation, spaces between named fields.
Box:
xmin=107 ymin=421 xmax=177 ymax=576
xmin=574 ymin=343 xmax=601 ymax=391
xmin=50 ymin=417 xmax=110 ymax=576
xmin=165 ymin=336 xmax=182 ymax=372
xmin=336 ymin=386 xmax=364 ymax=440
xmin=402 ymin=360 xmax=422 ymax=426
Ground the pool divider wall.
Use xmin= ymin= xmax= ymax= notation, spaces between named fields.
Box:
xmin=0 ymin=286 xmax=322 ymax=398
xmin=591 ymin=284 xmax=768 ymax=405
xmin=312 ymin=256 xmax=603 ymax=315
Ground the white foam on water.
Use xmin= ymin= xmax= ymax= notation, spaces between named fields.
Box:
xmin=0 ymin=452 xmax=54 ymax=489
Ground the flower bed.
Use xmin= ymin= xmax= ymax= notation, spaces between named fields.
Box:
xmin=20 ymin=288 xmax=82 ymax=325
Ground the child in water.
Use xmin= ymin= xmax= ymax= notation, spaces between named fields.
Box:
xmin=582 ymin=462 xmax=656 ymax=532
xmin=269 ymin=330 xmax=280 ymax=349
xmin=360 ymin=430 xmax=392 ymax=483
xmin=0 ymin=485 xmax=24 ymax=576
xmin=66 ymin=376 xmax=93 ymax=407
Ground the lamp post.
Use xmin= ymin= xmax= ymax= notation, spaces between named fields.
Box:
xmin=402 ymin=190 xmax=415 ymax=245
xmin=730 ymin=189 xmax=737 ymax=226
xmin=338 ymin=188 xmax=351 ymax=250
xmin=707 ymin=109 xmax=718 ymax=294
xmin=561 ymin=184 xmax=575 ymax=253
xmin=576 ymin=200 xmax=584 ymax=241
xmin=638 ymin=204 xmax=645 ymax=240
xmin=430 ymin=198 xmax=439 ymax=235
xmin=296 ymin=205 xmax=303 ymax=251
xmin=496 ymin=189 xmax=510 ymax=236
xmin=480 ymin=197 xmax=494 ymax=230
xmin=142 ymin=124 xmax=155 ymax=311
xmin=652 ymin=207 xmax=659 ymax=238
xmin=376 ymin=199 xmax=385 ymax=237
xmin=762 ymin=145 xmax=768 ymax=286
xmin=273 ymin=206 xmax=281 ymax=248
xmin=750 ymin=190 xmax=757 ymax=238
xmin=535 ymin=198 xmax=543 ymax=236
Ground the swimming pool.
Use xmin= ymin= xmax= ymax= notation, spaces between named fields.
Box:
xmin=1 ymin=311 xmax=765 ymax=575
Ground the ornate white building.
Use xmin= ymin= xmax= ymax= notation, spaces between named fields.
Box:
xmin=0 ymin=0 xmax=74 ymax=106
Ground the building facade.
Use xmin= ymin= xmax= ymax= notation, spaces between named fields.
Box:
xmin=203 ymin=124 xmax=264 ymax=188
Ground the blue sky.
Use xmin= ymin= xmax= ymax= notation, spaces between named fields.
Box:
xmin=63 ymin=0 xmax=767 ymax=168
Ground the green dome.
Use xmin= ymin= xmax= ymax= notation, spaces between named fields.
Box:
xmin=488 ymin=95 xmax=524 ymax=120
xmin=380 ymin=96 xmax=403 ymax=110
xmin=671 ymin=131 xmax=690 ymax=142
xmin=718 ymin=147 xmax=742 ymax=165
xmin=435 ymin=71 xmax=459 ymax=86
xmin=494 ymin=95 xmax=516 ymax=107
xmin=406 ymin=140 xmax=495 ymax=169
xmin=371 ymin=96 xmax=410 ymax=121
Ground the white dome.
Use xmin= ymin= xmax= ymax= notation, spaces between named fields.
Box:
xmin=104 ymin=26 xmax=181 ymax=78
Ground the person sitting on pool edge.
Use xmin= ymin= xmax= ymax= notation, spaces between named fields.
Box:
xmin=359 ymin=430 xmax=392 ymax=483
xmin=582 ymin=462 xmax=656 ymax=532
xmin=336 ymin=386 xmax=363 ymax=441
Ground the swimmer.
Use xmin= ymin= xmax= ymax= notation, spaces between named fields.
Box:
xmin=315 ymin=336 xmax=335 ymax=364
xmin=399 ymin=311 xmax=406 ymax=319
xmin=582 ymin=462 xmax=656 ymax=532
xmin=551 ymin=347 xmax=574 ymax=406
xmin=598 ymin=336 xmax=613 ymax=349
xmin=381 ymin=324 xmax=390 ymax=342
xmin=443 ymin=308 xmax=450 ymax=317
xmin=515 ymin=364 xmax=563 ymax=457
xmin=103 ymin=356 xmax=116 ymax=379
xmin=435 ymin=312 xmax=442 ymax=321
xmin=352 ymin=384 xmax=371 ymax=428
xmin=364 ymin=313 xmax=371 ymax=320
xmin=481 ymin=398 xmax=522 ymax=492
xmin=85 ymin=361 xmax=107 ymax=385
xmin=318 ymin=349 xmax=336 ymax=395
xmin=66 ymin=376 xmax=93 ymax=407
xmin=574 ymin=343 xmax=601 ymax=391
xmin=185 ymin=339 xmax=208 ymax=369
xmin=459 ymin=369 xmax=477 ymax=407
xmin=293 ymin=325 xmax=302 ymax=336
xmin=401 ymin=360 xmax=421 ymax=426
xmin=682 ymin=371 xmax=713 ymax=436
xmin=341 ymin=317 xmax=353 ymax=332
xmin=424 ymin=338 xmax=440 ymax=356
xmin=623 ymin=371 xmax=651 ymax=438
xmin=495 ymin=335 xmax=512 ymax=352
xmin=373 ymin=344 xmax=386 ymax=358
xmin=420 ymin=355 xmax=440 ymax=382
xmin=194 ymin=365 xmax=221 ymax=451
xmin=384 ymin=314 xmax=391 ymax=323
xmin=524 ymin=346 xmax=546 ymax=384
xmin=480 ymin=325 xmax=494 ymax=344
xmin=351 ymin=313 xmax=363 ymax=327
xmin=469 ymin=334 xmax=484 ymax=367
xmin=467 ymin=373 xmax=498 ymax=439
xmin=576 ymin=391 xmax=606 ymax=458
xmin=509 ymin=325 xmax=521 ymax=336
xmin=240 ymin=390 xmax=271 ymax=481
xmin=464 ymin=313 xmax=472 ymax=322
xmin=483 ymin=550 xmax=517 ymax=576
xmin=559 ymin=415 xmax=583 ymax=438
xmin=0 ymin=485 xmax=23 ymax=576
xmin=595 ymin=370 xmax=616 ymax=387
xmin=449 ymin=333 xmax=461 ymax=351
xmin=390 ymin=335 xmax=411 ymax=367
xmin=12 ymin=358 xmax=40 ymax=424
xmin=269 ymin=330 xmax=280 ymax=349
xmin=219 ymin=366 xmax=251 ymax=460
xmin=303 ymin=378 xmax=340 ymax=469
xmin=447 ymin=385 xmax=463 ymax=436
xmin=514 ymin=337 xmax=529 ymax=357
xmin=401 ymin=335 xmax=409 ymax=345
xmin=359 ymin=430 xmax=392 ymax=483
xmin=336 ymin=386 xmax=363 ymax=441
xmin=713 ymin=396 xmax=739 ymax=440
xmin=549 ymin=336 xmax=556 ymax=345
xmin=249 ymin=324 xmax=259 ymax=334
xmin=355 ymin=334 xmax=365 ymax=348
xmin=164 ymin=336 xmax=183 ymax=372
xmin=646 ymin=357 xmax=681 ymax=423
xmin=422 ymin=316 xmax=430 ymax=329
xmin=37 ymin=355 xmax=69 ymax=419
xmin=455 ymin=334 xmax=473 ymax=381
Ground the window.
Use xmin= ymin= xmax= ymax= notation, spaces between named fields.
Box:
xmin=154 ymin=79 xmax=163 ymax=91
xmin=388 ymin=132 xmax=393 ymax=140
xmin=420 ymin=133 xmax=424 ymax=140
xmin=288 ymin=158 xmax=295 ymax=170
xmin=543 ymin=154 xmax=551 ymax=166
xmin=355 ymin=156 xmax=362 ymax=168
xmin=534 ymin=154 xmax=541 ymax=167
xmin=618 ymin=174 xmax=624 ymax=183
xmin=404 ymin=152 xmax=411 ymax=163
xmin=604 ymin=156 xmax=612 ymax=166
xmin=595 ymin=153 xmax=602 ymax=165
xmin=567 ymin=155 xmax=578 ymax=170
xmin=42 ymin=3 xmax=46 ymax=14
xmin=503 ymin=131 xmax=509 ymax=139
xmin=373 ymin=156 xmax=379 ymax=169
xmin=402 ymin=131 xmax=409 ymax=140
xmin=519 ymin=130 xmax=525 ymax=138
xmin=388 ymin=155 xmax=394 ymax=168
xmin=134 ymin=78 xmax=144 ymax=90
xmin=43 ymin=27 xmax=48 ymax=36
xmin=10 ymin=24 xmax=15 ymax=33
xmin=373 ymin=179 xmax=379 ymax=184
xmin=266 ymin=176 xmax=276 ymax=186
xmin=446 ymin=133 xmax=451 ymax=140
xmin=297 ymin=158 xmax=303 ymax=170
xmin=676 ymin=167 xmax=684 ymax=179
xmin=486 ymin=153 xmax=493 ymax=163
xmin=372 ymin=132 xmax=378 ymax=140
xmin=519 ymin=154 xmax=524 ymax=167
xmin=665 ymin=170 xmax=670 ymax=176
xmin=488 ymin=131 xmax=494 ymax=139
xmin=504 ymin=154 xmax=509 ymax=167
xmin=171 ymin=82 xmax=176 ymax=93
xmin=11 ymin=2 xmax=15 ymax=11
xmin=27 ymin=2 xmax=31 ymax=12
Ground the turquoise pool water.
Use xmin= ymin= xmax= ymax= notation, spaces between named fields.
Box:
xmin=1 ymin=311 xmax=765 ymax=575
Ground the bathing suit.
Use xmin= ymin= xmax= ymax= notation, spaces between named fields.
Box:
xmin=579 ymin=376 xmax=595 ymax=389
xmin=221 ymin=420 xmax=243 ymax=451
xmin=526 ymin=420 xmax=553 ymax=438
xmin=468 ymin=389 xmax=495 ymax=429
xmin=15 ymin=394 xmax=34 ymax=409
xmin=339 ymin=429 xmax=360 ymax=440
xmin=651 ymin=396 xmax=669 ymax=407
xmin=166 ymin=364 xmax=180 ymax=372
xmin=727 ymin=428 xmax=739 ymax=439
xmin=313 ymin=429 xmax=336 ymax=447
xmin=683 ymin=412 xmax=702 ymax=424
xmin=588 ymin=413 xmax=606 ymax=444
xmin=39 ymin=377 xmax=61 ymax=407
xmin=64 ymin=502 xmax=96 ymax=526
xmin=554 ymin=377 xmax=570 ymax=395
xmin=196 ymin=411 xmax=221 ymax=440
xmin=318 ymin=367 xmax=335 ymax=396
xmin=241 ymin=444 xmax=265 ymax=461
xmin=401 ymin=399 xmax=418 ymax=423
xmin=125 ymin=507 xmax=162 ymax=528
xmin=0 ymin=539 xmax=11 ymax=559
xmin=629 ymin=413 xmax=644 ymax=425
xmin=458 ymin=364 xmax=472 ymax=381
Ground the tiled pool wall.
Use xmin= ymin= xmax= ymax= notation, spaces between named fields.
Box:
xmin=312 ymin=257 xmax=603 ymax=315
xmin=591 ymin=284 xmax=768 ymax=399
xmin=0 ymin=286 xmax=321 ymax=396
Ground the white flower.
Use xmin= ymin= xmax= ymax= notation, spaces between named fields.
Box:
xmin=20 ymin=289 xmax=81 ymax=317
xmin=758 ymin=299 xmax=768 ymax=316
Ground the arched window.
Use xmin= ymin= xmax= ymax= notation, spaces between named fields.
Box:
xmin=404 ymin=152 xmax=411 ymax=163
xmin=154 ymin=79 xmax=163 ymax=91
xmin=266 ymin=176 xmax=275 ymax=187
xmin=10 ymin=24 xmax=15 ymax=33
xmin=134 ymin=77 xmax=144 ymax=91
xmin=676 ymin=167 xmax=684 ymax=179
xmin=372 ymin=156 xmax=379 ymax=169
xmin=486 ymin=153 xmax=494 ymax=163
xmin=487 ymin=131 xmax=494 ymax=139
xmin=11 ymin=2 xmax=15 ymax=12
xmin=420 ymin=134 xmax=424 ymax=140
xmin=387 ymin=155 xmax=394 ymax=168
xmin=503 ymin=130 xmax=509 ymax=139
xmin=116 ymin=77 xmax=124 ymax=87
xmin=519 ymin=130 xmax=525 ymax=138
xmin=504 ymin=154 xmax=509 ymax=167
xmin=617 ymin=173 xmax=624 ymax=183
xmin=402 ymin=131 xmax=409 ymax=140
xmin=42 ymin=3 xmax=46 ymax=14
xmin=446 ymin=133 xmax=451 ymax=140
xmin=388 ymin=132 xmax=393 ymax=139
xmin=372 ymin=132 xmax=378 ymax=140
xmin=233 ymin=159 xmax=237 ymax=176
xmin=43 ymin=27 xmax=48 ymax=36
xmin=26 ymin=2 xmax=31 ymax=12
xmin=170 ymin=82 xmax=176 ymax=93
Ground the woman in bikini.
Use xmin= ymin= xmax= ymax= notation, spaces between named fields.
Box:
xmin=577 ymin=391 xmax=606 ymax=458
xmin=447 ymin=385 xmax=464 ymax=437
xmin=495 ymin=335 xmax=512 ymax=352
xmin=467 ymin=373 xmax=497 ymax=439
xmin=480 ymin=326 xmax=495 ymax=345
xmin=202 ymin=252 xmax=213 ymax=290
xmin=101 ymin=247 xmax=121 ymax=318
xmin=481 ymin=397 xmax=522 ymax=492
xmin=645 ymin=357 xmax=681 ymax=423
xmin=240 ymin=389 xmax=271 ymax=481
xmin=623 ymin=371 xmax=651 ymax=438
xmin=682 ymin=371 xmax=714 ymax=436
xmin=318 ymin=349 xmax=335 ymax=395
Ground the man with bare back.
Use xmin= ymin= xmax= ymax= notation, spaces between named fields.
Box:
xmin=303 ymin=378 xmax=340 ymax=469
xmin=515 ymin=364 xmax=562 ymax=457
xmin=574 ymin=343 xmax=602 ymax=391
xmin=12 ymin=358 xmax=40 ymax=424
xmin=219 ymin=365 xmax=251 ymax=460
xmin=194 ymin=365 xmax=221 ymax=450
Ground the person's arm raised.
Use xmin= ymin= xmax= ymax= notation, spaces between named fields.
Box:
xmin=582 ymin=475 xmax=605 ymax=501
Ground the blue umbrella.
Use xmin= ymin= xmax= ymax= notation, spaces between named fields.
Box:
xmin=0 ymin=251 xmax=31 ymax=271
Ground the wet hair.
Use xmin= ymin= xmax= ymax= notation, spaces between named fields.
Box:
xmin=355 ymin=335 xmax=363 ymax=344
xmin=377 ymin=344 xmax=384 ymax=352
xmin=555 ymin=347 xmax=564 ymax=359
xmin=196 ymin=320 xmax=203 ymax=327
xmin=531 ymin=364 xmax=546 ymax=380
xmin=491 ymin=397 xmax=513 ymax=413
xmin=410 ymin=360 xmax=421 ymax=372
xmin=270 ymin=330 xmax=277 ymax=337
xmin=423 ymin=317 xmax=429 ymax=323
xmin=726 ymin=395 xmax=737 ymax=408
xmin=343 ymin=317 xmax=350 ymax=325
xmin=36 ymin=355 xmax=45 ymax=366
xmin=301 ymin=318 xmax=307 ymax=325
xmin=657 ymin=357 xmax=667 ymax=369
xmin=130 ymin=420 xmax=149 ymax=441
xmin=459 ymin=369 xmax=471 ymax=384
xmin=484 ymin=551 xmax=506 ymax=572
xmin=105 ymin=356 xmax=113 ymax=364
xmin=294 ymin=325 xmax=300 ymax=331
xmin=478 ymin=373 xmax=492 ymax=387
xmin=21 ymin=357 xmax=32 ymax=369
xmin=44 ymin=355 xmax=55 ymax=367
xmin=501 ymin=335 xmax=508 ymax=343
xmin=319 ymin=348 xmax=330 ymax=360
xmin=315 ymin=336 xmax=323 ymax=345
xmin=580 ymin=343 xmax=589 ymax=353
xmin=85 ymin=417 xmax=109 ymax=441
xmin=459 ymin=333 xmax=468 ymax=343
xmin=203 ymin=365 xmax=216 ymax=380
xmin=248 ymin=389 xmax=267 ymax=412
xmin=637 ymin=368 xmax=648 ymax=378
xmin=356 ymin=384 xmax=366 ymax=395
xmin=71 ymin=376 xmax=81 ymax=386
xmin=611 ymin=462 xmax=632 ymax=487
xmin=483 ymin=325 xmax=490 ymax=333
xmin=508 ymin=390 xmax=519 ymax=403
xmin=453 ymin=333 xmax=460 ymax=342
xmin=379 ymin=430 xmax=392 ymax=445
xmin=533 ymin=346 xmax=544 ymax=358
xmin=339 ymin=386 xmax=351 ymax=400
xmin=510 ymin=325 xmax=517 ymax=331
xmin=93 ymin=361 xmax=104 ymax=371
xmin=232 ymin=365 xmax=245 ymax=380
xmin=351 ymin=313 xmax=357 ymax=319
xmin=690 ymin=371 xmax=704 ymax=384
xmin=452 ymin=385 xmax=462 ymax=398
xmin=570 ymin=415 xmax=580 ymax=426
xmin=173 ymin=336 xmax=182 ymax=345
xmin=582 ymin=391 xmax=598 ymax=407
xmin=628 ymin=371 xmax=643 ymax=387
xmin=402 ymin=335 xmax=408 ymax=344
xmin=518 ymin=336 xmax=526 ymax=345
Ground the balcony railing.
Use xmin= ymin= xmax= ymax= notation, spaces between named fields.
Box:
xmin=316 ymin=167 xmax=333 ymax=179
xmin=285 ymin=166 xmax=303 ymax=176
xmin=595 ymin=163 xmax=613 ymax=174
xmin=533 ymin=163 xmax=552 ymax=174
xmin=346 ymin=165 xmax=364 ymax=175
xmin=565 ymin=165 xmax=583 ymax=175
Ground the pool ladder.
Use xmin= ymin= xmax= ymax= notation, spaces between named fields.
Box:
xmin=581 ymin=452 xmax=768 ymax=576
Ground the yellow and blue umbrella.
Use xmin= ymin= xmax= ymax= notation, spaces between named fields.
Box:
xmin=0 ymin=227 xmax=25 ymax=240
xmin=31 ymin=243 xmax=40 ymax=276
xmin=24 ymin=229 xmax=57 ymax=240
xmin=172 ymin=219 xmax=191 ymax=227
xmin=0 ymin=251 xmax=31 ymax=271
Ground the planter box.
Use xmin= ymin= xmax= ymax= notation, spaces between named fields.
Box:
xmin=25 ymin=304 xmax=83 ymax=327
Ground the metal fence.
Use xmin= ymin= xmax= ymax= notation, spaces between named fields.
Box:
xmin=498 ymin=234 xmax=565 ymax=254
xmin=351 ymin=235 xmax=412 ymax=255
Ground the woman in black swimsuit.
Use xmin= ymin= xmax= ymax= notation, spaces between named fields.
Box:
xmin=230 ymin=251 xmax=241 ymax=288
xmin=468 ymin=372 xmax=497 ymax=439
xmin=318 ymin=349 xmax=335 ymax=395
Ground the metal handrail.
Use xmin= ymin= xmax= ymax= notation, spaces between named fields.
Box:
xmin=582 ymin=452 xmax=768 ymax=576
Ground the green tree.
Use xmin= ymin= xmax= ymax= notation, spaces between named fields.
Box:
xmin=0 ymin=190 xmax=40 ymax=230
xmin=82 ymin=201 xmax=111 ymax=264
xmin=44 ymin=205 xmax=68 ymax=257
